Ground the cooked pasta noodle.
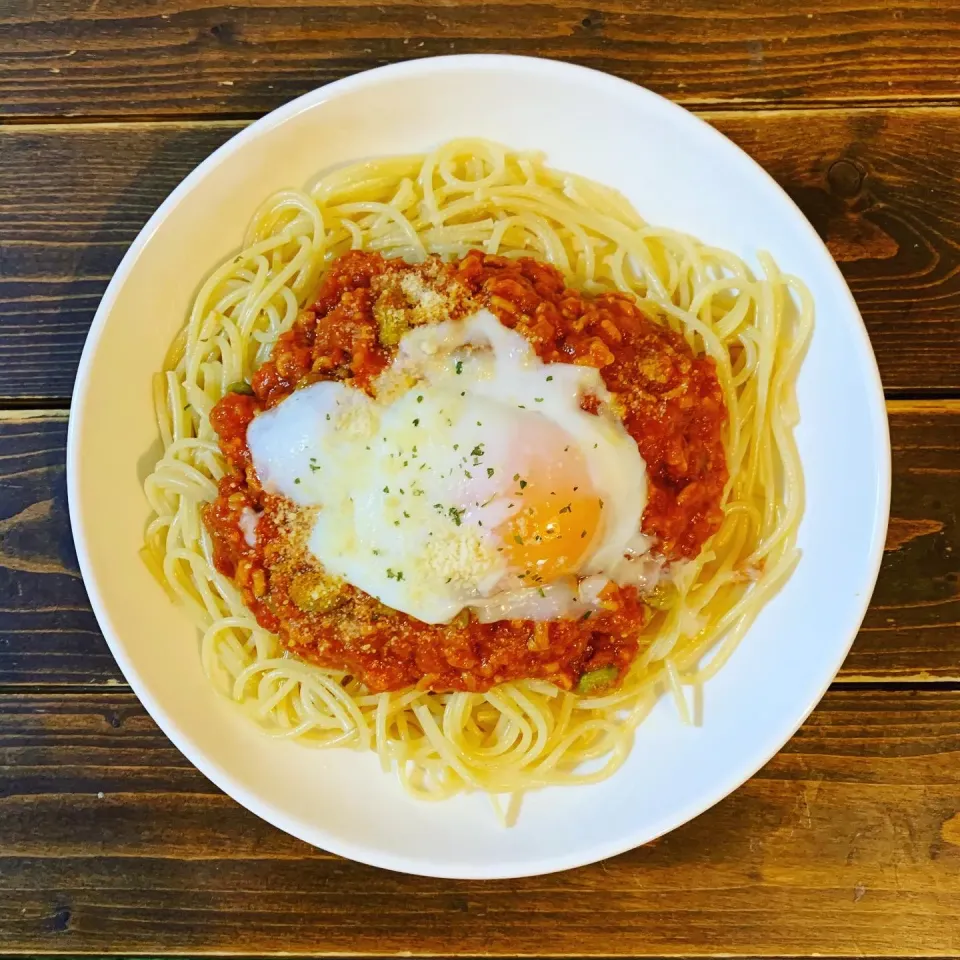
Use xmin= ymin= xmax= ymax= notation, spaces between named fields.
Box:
xmin=142 ymin=138 xmax=811 ymax=819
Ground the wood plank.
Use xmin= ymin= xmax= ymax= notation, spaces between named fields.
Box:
xmin=0 ymin=401 xmax=957 ymax=686
xmin=1 ymin=687 xmax=959 ymax=955
xmin=0 ymin=123 xmax=238 ymax=401
xmin=713 ymin=108 xmax=960 ymax=395
xmin=855 ymin=401 xmax=960 ymax=681
xmin=3 ymin=108 xmax=960 ymax=399
xmin=0 ymin=412 xmax=116 ymax=686
xmin=3 ymin=1 xmax=960 ymax=120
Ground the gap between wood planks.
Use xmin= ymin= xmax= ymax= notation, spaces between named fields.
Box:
xmin=4 ymin=97 xmax=960 ymax=129
xmin=3 ymin=101 xmax=960 ymax=134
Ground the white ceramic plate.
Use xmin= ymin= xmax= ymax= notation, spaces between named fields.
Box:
xmin=68 ymin=54 xmax=890 ymax=879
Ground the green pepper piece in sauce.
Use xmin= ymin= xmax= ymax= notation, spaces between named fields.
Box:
xmin=450 ymin=608 xmax=471 ymax=629
xmin=227 ymin=381 xmax=254 ymax=395
xmin=576 ymin=665 xmax=619 ymax=696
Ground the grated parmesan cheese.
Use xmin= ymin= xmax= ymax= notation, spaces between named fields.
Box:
xmin=414 ymin=524 xmax=501 ymax=591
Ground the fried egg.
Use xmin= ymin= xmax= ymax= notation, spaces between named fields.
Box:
xmin=247 ymin=309 xmax=648 ymax=624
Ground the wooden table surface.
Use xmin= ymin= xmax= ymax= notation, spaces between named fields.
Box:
xmin=2 ymin=2 xmax=960 ymax=956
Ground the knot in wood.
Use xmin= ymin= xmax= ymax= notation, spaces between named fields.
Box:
xmin=827 ymin=158 xmax=865 ymax=199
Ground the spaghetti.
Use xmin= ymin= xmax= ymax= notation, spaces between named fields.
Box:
xmin=142 ymin=138 xmax=812 ymax=813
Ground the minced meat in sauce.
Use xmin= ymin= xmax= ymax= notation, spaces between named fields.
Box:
xmin=205 ymin=250 xmax=727 ymax=693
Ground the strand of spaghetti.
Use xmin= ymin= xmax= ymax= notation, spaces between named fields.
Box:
xmin=332 ymin=202 xmax=426 ymax=252
xmin=448 ymin=190 xmax=668 ymax=296
xmin=311 ymin=157 xmax=423 ymax=203
xmin=235 ymin=239 xmax=317 ymax=344
xmin=479 ymin=688 xmax=537 ymax=762
xmin=184 ymin=233 xmax=294 ymax=368
xmin=683 ymin=549 xmax=802 ymax=685
xmin=561 ymin=176 xmax=644 ymax=230
xmin=533 ymin=717 xmax=624 ymax=777
xmin=445 ymin=693 xmax=519 ymax=760
xmin=412 ymin=703 xmax=483 ymax=786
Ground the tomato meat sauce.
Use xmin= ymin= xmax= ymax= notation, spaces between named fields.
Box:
xmin=205 ymin=250 xmax=727 ymax=694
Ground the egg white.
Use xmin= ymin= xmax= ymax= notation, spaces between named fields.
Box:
xmin=247 ymin=309 xmax=648 ymax=624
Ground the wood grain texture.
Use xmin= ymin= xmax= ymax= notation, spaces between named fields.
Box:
xmin=0 ymin=402 xmax=957 ymax=686
xmin=3 ymin=108 xmax=960 ymax=399
xmin=713 ymin=108 xmax=960 ymax=394
xmin=4 ymin=9 xmax=957 ymax=959
xmin=852 ymin=401 xmax=960 ymax=680
xmin=0 ymin=123 xmax=238 ymax=401
xmin=1 ymin=687 xmax=959 ymax=954
xmin=3 ymin=1 xmax=960 ymax=120
xmin=0 ymin=413 xmax=116 ymax=686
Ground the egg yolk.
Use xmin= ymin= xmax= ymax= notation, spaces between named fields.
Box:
xmin=496 ymin=445 xmax=602 ymax=583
